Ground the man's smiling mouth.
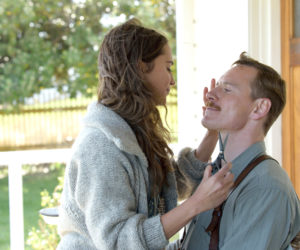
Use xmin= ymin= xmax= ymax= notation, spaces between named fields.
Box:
xmin=205 ymin=101 xmax=221 ymax=111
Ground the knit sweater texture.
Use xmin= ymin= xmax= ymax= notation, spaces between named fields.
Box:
xmin=57 ymin=102 xmax=205 ymax=250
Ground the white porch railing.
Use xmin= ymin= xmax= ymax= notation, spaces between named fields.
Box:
xmin=0 ymin=149 xmax=71 ymax=250
xmin=0 ymin=145 xmax=179 ymax=250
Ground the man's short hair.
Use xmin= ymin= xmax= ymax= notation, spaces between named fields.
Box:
xmin=233 ymin=52 xmax=286 ymax=135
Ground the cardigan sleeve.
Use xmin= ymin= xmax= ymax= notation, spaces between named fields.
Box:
xmin=173 ymin=147 xmax=207 ymax=200
xmin=59 ymin=130 xmax=168 ymax=250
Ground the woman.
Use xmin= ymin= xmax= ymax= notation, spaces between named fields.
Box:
xmin=57 ymin=18 xmax=233 ymax=250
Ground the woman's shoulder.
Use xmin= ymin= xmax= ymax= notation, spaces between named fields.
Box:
xmin=79 ymin=102 xmax=145 ymax=158
xmin=69 ymin=120 xmax=147 ymax=174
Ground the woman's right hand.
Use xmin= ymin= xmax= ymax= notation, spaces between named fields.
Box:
xmin=189 ymin=163 xmax=234 ymax=214
xmin=161 ymin=163 xmax=233 ymax=239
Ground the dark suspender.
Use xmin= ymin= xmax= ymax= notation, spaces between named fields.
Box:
xmin=205 ymin=154 xmax=273 ymax=250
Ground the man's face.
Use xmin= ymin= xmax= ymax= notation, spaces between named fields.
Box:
xmin=202 ymin=65 xmax=258 ymax=132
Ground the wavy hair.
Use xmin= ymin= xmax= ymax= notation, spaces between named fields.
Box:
xmin=97 ymin=18 xmax=173 ymax=196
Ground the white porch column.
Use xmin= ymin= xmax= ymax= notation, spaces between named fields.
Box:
xmin=175 ymin=0 xmax=199 ymax=148
xmin=176 ymin=0 xmax=248 ymax=152
xmin=248 ymin=0 xmax=282 ymax=164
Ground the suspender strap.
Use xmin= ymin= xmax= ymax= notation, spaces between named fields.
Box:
xmin=206 ymin=154 xmax=273 ymax=250
xmin=232 ymin=155 xmax=272 ymax=190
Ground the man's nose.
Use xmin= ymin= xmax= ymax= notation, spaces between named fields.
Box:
xmin=206 ymin=89 xmax=217 ymax=101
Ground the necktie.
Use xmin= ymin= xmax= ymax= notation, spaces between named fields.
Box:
xmin=205 ymin=155 xmax=273 ymax=250
xmin=205 ymin=133 xmax=229 ymax=173
xmin=178 ymin=133 xmax=229 ymax=250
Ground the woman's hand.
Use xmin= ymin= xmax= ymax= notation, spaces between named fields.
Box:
xmin=189 ymin=163 xmax=234 ymax=214
xmin=160 ymin=163 xmax=234 ymax=239
xmin=202 ymin=78 xmax=216 ymax=116
xmin=195 ymin=78 xmax=219 ymax=162
xmin=202 ymin=78 xmax=218 ymax=141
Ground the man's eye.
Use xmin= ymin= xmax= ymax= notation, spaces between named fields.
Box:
xmin=167 ymin=68 xmax=172 ymax=72
xmin=224 ymin=88 xmax=231 ymax=92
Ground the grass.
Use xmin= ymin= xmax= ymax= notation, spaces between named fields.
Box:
xmin=0 ymin=165 xmax=63 ymax=250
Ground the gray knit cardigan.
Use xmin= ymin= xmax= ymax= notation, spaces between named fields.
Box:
xmin=57 ymin=102 xmax=206 ymax=250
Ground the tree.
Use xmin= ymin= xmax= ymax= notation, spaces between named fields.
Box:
xmin=0 ymin=0 xmax=176 ymax=108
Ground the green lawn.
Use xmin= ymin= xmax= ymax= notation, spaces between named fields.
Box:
xmin=0 ymin=166 xmax=63 ymax=250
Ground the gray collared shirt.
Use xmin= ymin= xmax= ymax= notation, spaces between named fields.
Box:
xmin=183 ymin=142 xmax=300 ymax=250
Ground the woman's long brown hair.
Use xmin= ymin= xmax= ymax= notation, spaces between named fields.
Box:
xmin=98 ymin=18 xmax=173 ymax=196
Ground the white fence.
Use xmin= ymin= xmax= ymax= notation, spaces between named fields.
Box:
xmin=0 ymin=149 xmax=71 ymax=250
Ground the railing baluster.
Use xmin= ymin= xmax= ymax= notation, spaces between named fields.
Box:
xmin=8 ymin=161 xmax=24 ymax=250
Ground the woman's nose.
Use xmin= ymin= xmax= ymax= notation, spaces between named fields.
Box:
xmin=170 ymin=75 xmax=175 ymax=86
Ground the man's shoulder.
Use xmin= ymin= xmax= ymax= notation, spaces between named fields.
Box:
xmin=242 ymin=157 xmax=297 ymax=197
xmin=254 ymin=157 xmax=290 ymax=183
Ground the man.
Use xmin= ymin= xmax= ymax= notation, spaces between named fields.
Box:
xmin=181 ymin=53 xmax=300 ymax=249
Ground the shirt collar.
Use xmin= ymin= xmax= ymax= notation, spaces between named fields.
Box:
xmin=230 ymin=141 xmax=266 ymax=182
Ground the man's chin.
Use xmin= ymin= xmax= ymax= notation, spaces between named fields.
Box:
xmin=201 ymin=119 xmax=211 ymax=129
xmin=201 ymin=119 xmax=218 ymax=130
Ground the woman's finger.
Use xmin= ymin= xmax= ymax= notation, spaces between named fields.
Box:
xmin=203 ymin=164 xmax=212 ymax=180
xmin=215 ymin=162 xmax=232 ymax=177
xmin=210 ymin=78 xmax=216 ymax=90
xmin=203 ymin=86 xmax=208 ymax=104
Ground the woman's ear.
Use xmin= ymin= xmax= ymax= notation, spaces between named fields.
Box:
xmin=250 ymin=98 xmax=272 ymax=120
xmin=138 ymin=60 xmax=148 ymax=73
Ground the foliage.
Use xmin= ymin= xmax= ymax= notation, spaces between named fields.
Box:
xmin=0 ymin=163 xmax=64 ymax=249
xmin=0 ymin=0 xmax=176 ymax=108
xmin=26 ymin=174 xmax=64 ymax=249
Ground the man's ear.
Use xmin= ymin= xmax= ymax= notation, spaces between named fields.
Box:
xmin=250 ymin=98 xmax=272 ymax=120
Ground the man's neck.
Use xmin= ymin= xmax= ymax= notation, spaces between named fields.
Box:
xmin=220 ymin=130 xmax=264 ymax=163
